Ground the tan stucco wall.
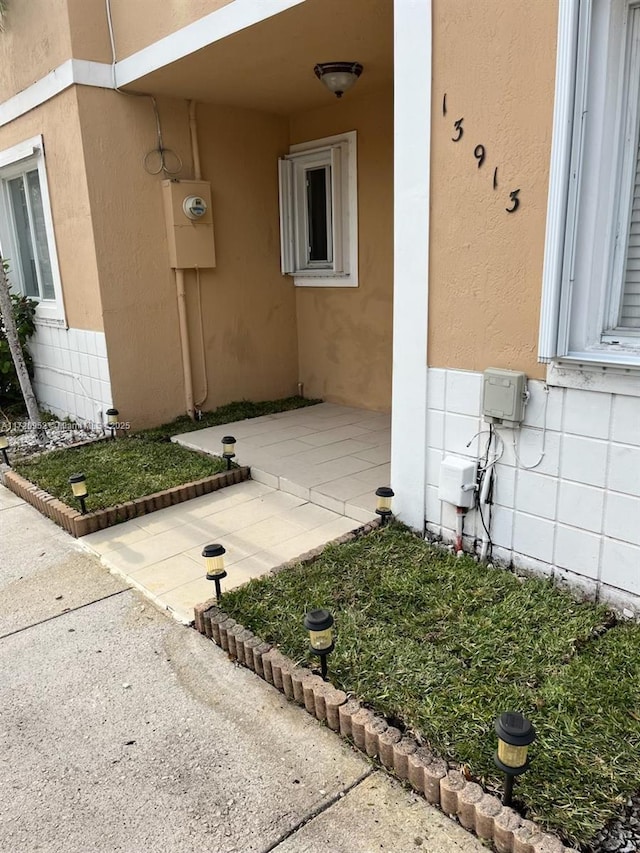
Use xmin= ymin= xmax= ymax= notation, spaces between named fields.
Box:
xmin=76 ymin=87 xmax=297 ymax=429
xmin=290 ymin=85 xmax=394 ymax=412
xmin=67 ymin=0 xmax=111 ymax=64
xmin=0 ymin=87 xmax=103 ymax=331
xmin=429 ymin=0 xmax=557 ymax=378
xmin=108 ymin=0 xmax=234 ymax=60
xmin=0 ymin=0 xmax=73 ymax=103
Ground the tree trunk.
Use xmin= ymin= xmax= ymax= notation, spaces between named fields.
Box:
xmin=0 ymin=255 xmax=41 ymax=426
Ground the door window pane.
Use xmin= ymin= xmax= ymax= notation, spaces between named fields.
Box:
xmin=8 ymin=176 xmax=39 ymax=298
xmin=306 ymin=167 xmax=331 ymax=263
xmin=26 ymin=170 xmax=55 ymax=300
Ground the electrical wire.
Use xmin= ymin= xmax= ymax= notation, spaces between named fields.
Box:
xmin=475 ymin=426 xmax=497 ymax=561
xmin=105 ymin=0 xmax=182 ymax=176
xmin=498 ymin=384 xmax=550 ymax=470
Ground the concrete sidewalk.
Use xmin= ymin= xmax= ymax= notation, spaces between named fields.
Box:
xmin=0 ymin=484 xmax=485 ymax=853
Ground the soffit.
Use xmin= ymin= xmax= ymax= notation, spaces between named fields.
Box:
xmin=124 ymin=0 xmax=393 ymax=114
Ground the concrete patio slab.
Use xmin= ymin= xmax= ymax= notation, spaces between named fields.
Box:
xmin=173 ymin=403 xmax=390 ymax=519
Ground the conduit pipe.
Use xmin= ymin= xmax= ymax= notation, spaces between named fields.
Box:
xmin=189 ymin=100 xmax=202 ymax=181
xmin=175 ymin=268 xmax=195 ymax=419
xmin=187 ymin=99 xmax=209 ymax=411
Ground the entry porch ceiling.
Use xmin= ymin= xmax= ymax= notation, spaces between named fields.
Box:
xmin=123 ymin=0 xmax=393 ymax=115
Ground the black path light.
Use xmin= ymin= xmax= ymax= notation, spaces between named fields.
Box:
xmin=303 ymin=609 xmax=335 ymax=680
xmin=0 ymin=432 xmax=10 ymax=466
xmin=221 ymin=436 xmax=236 ymax=470
xmin=106 ymin=408 xmax=119 ymax=440
xmin=69 ymin=473 xmax=89 ymax=515
xmin=203 ymin=544 xmax=227 ymax=601
xmin=494 ymin=711 xmax=536 ymax=806
xmin=375 ymin=486 xmax=394 ymax=526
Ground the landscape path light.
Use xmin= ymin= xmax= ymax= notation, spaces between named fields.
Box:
xmin=221 ymin=436 xmax=236 ymax=470
xmin=203 ymin=544 xmax=227 ymax=602
xmin=494 ymin=711 xmax=536 ymax=806
xmin=375 ymin=486 xmax=394 ymax=526
xmin=106 ymin=408 xmax=119 ymax=440
xmin=69 ymin=473 xmax=88 ymax=515
xmin=303 ymin=608 xmax=334 ymax=680
xmin=0 ymin=432 xmax=10 ymax=466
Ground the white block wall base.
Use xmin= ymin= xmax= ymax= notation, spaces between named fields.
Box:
xmin=425 ymin=367 xmax=640 ymax=612
xmin=28 ymin=323 xmax=113 ymax=425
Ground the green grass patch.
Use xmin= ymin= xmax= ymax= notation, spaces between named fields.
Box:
xmin=139 ymin=395 xmax=320 ymax=441
xmin=12 ymin=395 xmax=321 ymax=511
xmin=13 ymin=437 xmax=228 ymax=512
xmin=221 ymin=525 xmax=640 ymax=847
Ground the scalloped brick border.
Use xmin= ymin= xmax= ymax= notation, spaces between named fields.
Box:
xmin=194 ymin=603 xmax=578 ymax=852
xmin=1 ymin=465 xmax=249 ymax=537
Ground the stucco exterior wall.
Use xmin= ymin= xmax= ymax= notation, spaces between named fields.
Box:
xmin=429 ymin=0 xmax=558 ymax=379
xmin=67 ymin=0 xmax=111 ymax=64
xmin=0 ymin=0 xmax=73 ymax=103
xmin=290 ymin=85 xmax=394 ymax=412
xmin=0 ymin=87 xmax=103 ymax=331
xmin=107 ymin=0 xmax=234 ymax=60
xmin=76 ymin=88 xmax=297 ymax=429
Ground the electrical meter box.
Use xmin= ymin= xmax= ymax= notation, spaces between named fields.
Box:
xmin=439 ymin=456 xmax=477 ymax=508
xmin=482 ymin=368 xmax=527 ymax=425
xmin=162 ymin=179 xmax=216 ymax=269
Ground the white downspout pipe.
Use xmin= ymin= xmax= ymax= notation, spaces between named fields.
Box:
xmin=390 ymin=0 xmax=432 ymax=532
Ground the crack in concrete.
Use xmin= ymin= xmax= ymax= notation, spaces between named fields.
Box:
xmin=259 ymin=767 xmax=375 ymax=853
xmin=0 ymin=587 xmax=133 ymax=641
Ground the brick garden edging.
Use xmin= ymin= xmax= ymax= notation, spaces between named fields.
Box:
xmin=193 ymin=551 xmax=579 ymax=853
xmin=1 ymin=465 xmax=249 ymax=538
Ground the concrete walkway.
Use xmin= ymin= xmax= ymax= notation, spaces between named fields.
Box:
xmin=0 ymin=484 xmax=486 ymax=853
xmin=81 ymin=402 xmax=390 ymax=624
xmin=81 ymin=480 xmax=362 ymax=624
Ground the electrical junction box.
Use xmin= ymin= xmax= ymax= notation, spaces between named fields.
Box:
xmin=439 ymin=456 xmax=477 ymax=508
xmin=162 ymin=179 xmax=216 ymax=269
xmin=482 ymin=368 xmax=527 ymax=426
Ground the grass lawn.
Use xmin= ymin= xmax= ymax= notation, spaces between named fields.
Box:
xmin=13 ymin=437 xmax=228 ymax=512
xmin=220 ymin=524 xmax=640 ymax=848
xmin=12 ymin=396 xmax=319 ymax=511
xmin=139 ymin=395 xmax=320 ymax=441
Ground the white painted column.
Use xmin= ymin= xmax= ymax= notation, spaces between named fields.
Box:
xmin=390 ymin=0 xmax=432 ymax=532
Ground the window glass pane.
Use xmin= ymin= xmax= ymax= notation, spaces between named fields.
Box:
xmin=26 ymin=170 xmax=55 ymax=300
xmin=306 ymin=167 xmax=331 ymax=263
xmin=8 ymin=177 xmax=39 ymax=298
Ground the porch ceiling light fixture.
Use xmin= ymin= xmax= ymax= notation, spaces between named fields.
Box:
xmin=69 ymin=472 xmax=88 ymax=515
xmin=303 ymin=608 xmax=335 ymax=680
xmin=106 ymin=408 xmax=119 ymax=440
xmin=203 ymin=543 xmax=227 ymax=602
xmin=314 ymin=62 xmax=363 ymax=98
xmin=494 ymin=711 xmax=536 ymax=807
xmin=0 ymin=432 xmax=10 ymax=466
xmin=375 ymin=486 xmax=394 ymax=526
xmin=221 ymin=436 xmax=236 ymax=470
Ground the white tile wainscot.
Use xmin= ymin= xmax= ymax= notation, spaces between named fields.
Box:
xmin=425 ymin=367 xmax=640 ymax=611
xmin=28 ymin=323 xmax=113 ymax=424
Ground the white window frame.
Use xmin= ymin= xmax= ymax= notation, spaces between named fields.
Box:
xmin=0 ymin=135 xmax=66 ymax=325
xmin=540 ymin=0 xmax=640 ymax=392
xmin=278 ymin=131 xmax=358 ymax=288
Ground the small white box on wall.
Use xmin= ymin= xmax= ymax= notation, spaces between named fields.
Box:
xmin=482 ymin=368 xmax=527 ymax=425
xmin=439 ymin=456 xmax=477 ymax=508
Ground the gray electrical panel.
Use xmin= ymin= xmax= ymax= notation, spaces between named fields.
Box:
xmin=482 ymin=368 xmax=527 ymax=425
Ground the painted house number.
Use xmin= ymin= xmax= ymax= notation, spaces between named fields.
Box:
xmin=444 ymin=95 xmax=521 ymax=213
